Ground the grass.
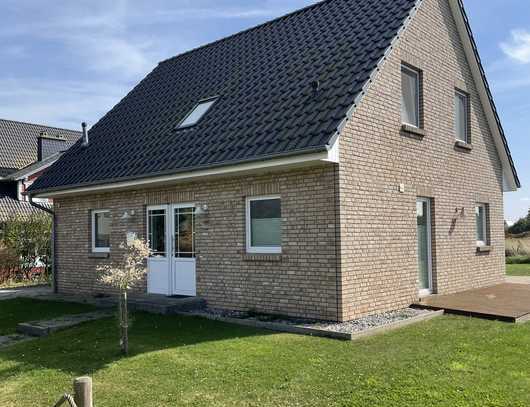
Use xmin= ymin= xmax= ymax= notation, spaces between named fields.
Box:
xmin=1 ymin=299 xmax=530 ymax=406
xmin=507 ymin=263 xmax=530 ymax=276
xmin=0 ymin=298 xmax=95 ymax=335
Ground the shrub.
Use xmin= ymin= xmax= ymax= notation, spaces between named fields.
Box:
xmin=505 ymin=237 xmax=530 ymax=257
xmin=1 ymin=213 xmax=52 ymax=282
xmin=506 ymin=256 xmax=530 ymax=265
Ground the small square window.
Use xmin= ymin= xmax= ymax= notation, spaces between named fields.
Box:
xmin=246 ymin=196 xmax=281 ymax=254
xmin=475 ymin=204 xmax=489 ymax=247
xmin=401 ymin=65 xmax=420 ymax=128
xmin=92 ymin=210 xmax=111 ymax=253
xmin=455 ymin=90 xmax=470 ymax=143
xmin=177 ymin=98 xmax=217 ymax=129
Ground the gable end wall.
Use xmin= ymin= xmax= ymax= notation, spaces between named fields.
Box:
xmin=337 ymin=0 xmax=505 ymax=320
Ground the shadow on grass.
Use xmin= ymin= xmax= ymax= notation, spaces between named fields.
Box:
xmin=0 ymin=311 xmax=272 ymax=378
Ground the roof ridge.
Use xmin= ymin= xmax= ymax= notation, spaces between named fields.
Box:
xmin=0 ymin=118 xmax=81 ymax=133
xmin=159 ymin=0 xmax=330 ymax=65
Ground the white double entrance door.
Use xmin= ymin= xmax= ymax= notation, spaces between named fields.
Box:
xmin=146 ymin=204 xmax=196 ymax=296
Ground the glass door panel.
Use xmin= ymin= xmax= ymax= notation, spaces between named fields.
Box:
xmin=417 ymin=198 xmax=432 ymax=295
xmin=148 ymin=209 xmax=166 ymax=257
xmin=173 ymin=207 xmax=196 ymax=258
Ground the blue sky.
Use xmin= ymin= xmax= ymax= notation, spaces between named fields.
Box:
xmin=1 ymin=0 xmax=528 ymax=221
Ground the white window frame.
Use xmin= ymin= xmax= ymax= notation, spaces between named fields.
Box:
xmin=401 ymin=64 xmax=420 ymax=128
xmin=246 ymin=195 xmax=282 ymax=254
xmin=91 ymin=209 xmax=111 ymax=253
xmin=475 ymin=203 xmax=488 ymax=247
xmin=455 ymin=89 xmax=470 ymax=143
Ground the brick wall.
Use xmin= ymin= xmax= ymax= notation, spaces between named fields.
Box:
xmin=337 ymin=0 xmax=506 ymax=320
xmin=54 ymin=165 xmax=341 ymax=321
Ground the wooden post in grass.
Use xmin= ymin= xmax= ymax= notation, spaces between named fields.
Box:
xmin=73 ymin=376 xmax=93 ymax=407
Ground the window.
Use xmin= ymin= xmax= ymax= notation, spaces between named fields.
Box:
xmin=246 ymin=196 xmax=282 ymax=253
xmin=455 ymin=90 xmax=469 ymax=143
xmin=475 ymin=204 xmax=488 ymax=247
xmin=401 ymin=65 xmax=420 ymax=128
xmin=177 ymin=98 xmax=217 ymax=128
xmin=92 ymin=210 xmax=111 ymax=252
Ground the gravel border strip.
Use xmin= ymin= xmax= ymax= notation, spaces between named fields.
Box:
xmin=182 ymin=309 xmax=444 ymax=341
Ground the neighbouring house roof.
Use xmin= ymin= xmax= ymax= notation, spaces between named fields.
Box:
xmin=8 ymin=152 xmax=62 ymax=181
xmin=0 ymin=119 xmax=81 ymax=172
xmin=0 ymin=197 xmax=51 ymax=222
xmin=29 ymin=0 xmax=520 ymax=196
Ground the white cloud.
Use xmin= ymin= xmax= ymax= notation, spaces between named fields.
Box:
xmin=149 ymin=7 xmax=284 ymax=21
xmin=0 ymin=77 xmax=127 ymax=129
xmin=501 ymin=29 xmax=530 ymax=64
xmin=521 ymin=197 xmax=530 ymax=202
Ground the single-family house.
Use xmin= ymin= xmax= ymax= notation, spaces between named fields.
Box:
xmin=29 ymin=0 xmax=520 ymax=321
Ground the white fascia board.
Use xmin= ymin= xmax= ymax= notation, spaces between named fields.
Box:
xmin=448 ymin=0 xmax=518 ymax=192
xmin=34 ymin=150 xmax=338 ymax=199
xmin=10 ymin=158 xmax=59 ymax=181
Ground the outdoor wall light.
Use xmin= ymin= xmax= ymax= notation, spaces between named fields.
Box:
xmin=121 ymin=210 xmax=136 ymax=220
xmin=195 ymin=204 xmax=209 ymax=216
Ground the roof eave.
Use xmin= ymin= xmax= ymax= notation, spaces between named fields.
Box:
xmin=30 ymin=146 xmax=335 ymax=198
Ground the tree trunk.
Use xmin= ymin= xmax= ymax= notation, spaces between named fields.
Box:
xmin=120 ymin=290 xmax=129 ymax=356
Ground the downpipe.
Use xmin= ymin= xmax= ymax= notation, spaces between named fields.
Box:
xmin=28 ymin=194 xmax=57 ymax=293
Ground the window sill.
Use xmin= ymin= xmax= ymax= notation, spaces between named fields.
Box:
xmin=476 ymin=245 xmax=492 ymax=253
xmin=401 ymin=124 xmax=426 ymax=138
xmin=88 ymin=252 xmax=110 ymax=259
xmin=455 ymin=140 xmax=473 ymax=151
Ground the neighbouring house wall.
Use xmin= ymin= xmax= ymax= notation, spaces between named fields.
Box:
xmin=54 ymin=165 xmax=341 ymax=321
xmin=337 ymin=0 xmax=505 ymax=320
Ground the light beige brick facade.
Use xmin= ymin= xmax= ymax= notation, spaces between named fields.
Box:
xmin=337 ymin=0 xmax=505 ymax=320
xmin=55 ymin=165 xmax=342 ymax=321
xmin=53 ymin=0 xmax=508 ymax=321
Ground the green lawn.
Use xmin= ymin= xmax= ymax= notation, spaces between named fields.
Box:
xmin=0 ymin=298 xmax=95 ymax=335
xmin=1 ymin=299 xmax=530 ymax=406
xmin=506 ymin=263 xmax=530 ymax=276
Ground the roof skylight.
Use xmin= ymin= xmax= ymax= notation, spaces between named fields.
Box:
xmin=177 ymin=98 xmax=217 ymax=128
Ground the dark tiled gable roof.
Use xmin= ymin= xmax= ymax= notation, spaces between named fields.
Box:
xmin=0 ymin=119 xmax=81 ymax=171
xmin=30 ymin=0 xmax=420 ymax=193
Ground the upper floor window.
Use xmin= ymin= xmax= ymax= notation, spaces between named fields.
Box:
xmin=177 ymin=98 xmax=217 ymax=129
xmin=92 ymin=209 xmax=111 ymax=253
xmin=475 ymin=203 xmax=489 ymax=247
xmin=401 ymin=65 xmax=421 ymax=128
xmin=246 ymin=196 xmax=282 ymax=254
xmin=455 ymin=90 xmax=470 ymax=143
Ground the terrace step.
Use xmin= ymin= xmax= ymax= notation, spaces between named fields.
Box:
xmin=16 ymin=310 xmax=114 ymax=337
xmin=97 ymin=295 xmax=206 ymax=315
